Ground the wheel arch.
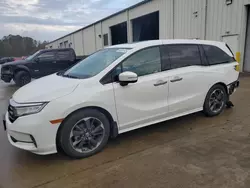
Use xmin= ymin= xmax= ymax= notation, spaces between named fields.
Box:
xmin=204 ymin=82 xmax=229 ymax=107
xmin=212 ymin=82 xmax=228 ymax=95
xmin=14 ymin=66 xmax=30 ymax=75
xmin=56 ymin=106 xmax=118 ymax=152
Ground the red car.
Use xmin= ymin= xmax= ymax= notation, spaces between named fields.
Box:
xmin=13 ymin=57 xmax=23 ymax=61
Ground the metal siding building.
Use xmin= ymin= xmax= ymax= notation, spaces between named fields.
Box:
xmin=46 ymin=0 xmax=250 ymax=72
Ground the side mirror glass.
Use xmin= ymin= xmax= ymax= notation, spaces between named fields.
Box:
xmin=118 ymin=71 xmax=138 ymax=86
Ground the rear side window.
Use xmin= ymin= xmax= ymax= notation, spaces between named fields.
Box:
xmin=57 ymin=50 xmax=73 ymax=61
xmin=38 ymin=52 xmax=55 ymax=61
xmin=202 ymin=45 xmax=234 ymax=65
xmin=167 ymin=44 xmax=202 ymax=69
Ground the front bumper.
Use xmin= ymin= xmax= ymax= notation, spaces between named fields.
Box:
xmin=1 ymin=73 xmax=13 ymax=83
xmin=228 ymin=80 xmax=239 ymax=95
xmin=4 ymin=112 xmax=59 ymax=155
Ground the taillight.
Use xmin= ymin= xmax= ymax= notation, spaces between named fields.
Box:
xmin=235 ymin=64 xmax=240 ymax=72
xmin=235 ymin=52 xmax=241 ymax=72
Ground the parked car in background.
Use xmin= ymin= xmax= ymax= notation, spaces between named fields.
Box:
xmin=13 ymin=57 xmax=23 ymax=61
xmin=3 ymin=40 xmax=239 ymax=158
xmin=1 ymin=48 xmax=81 ymax=86
xmin=0 ymin=57 xmax=14 ymax=65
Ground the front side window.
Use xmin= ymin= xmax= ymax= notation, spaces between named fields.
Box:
xmin=63 ymin=48 xmax=130 ymax=79
xmin=167 ymin=44 xmax=202 ymax=69
xmin=121 ymin=46 xmax=161 ymax=77
xmin=203 ymin=45 xmax=235 ymax=65
xmin=26 ymin=51 xmax=41 ymax=61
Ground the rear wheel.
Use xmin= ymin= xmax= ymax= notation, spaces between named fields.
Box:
xmin=203 ymin=84 xmax=227 ymax=117
xmin=59 ymin=109 xmax=110 ymax=159
xmin=14 ymin=71 xmax=31 ymax=87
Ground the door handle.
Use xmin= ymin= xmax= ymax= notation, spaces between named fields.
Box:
xmin=154 ymin=80 xmax=168 ymax=87
xmin=170 ymin=77 xmax=183 ymax=83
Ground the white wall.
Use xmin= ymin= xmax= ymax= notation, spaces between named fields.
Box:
xmin=206 ymin=0 xmax=243 ymax=41
xmin=83 ymin=25 xmax=96 ymax=55
xmin=173 ymin=0 xmax=205 ymax=39
xmin=95 ymin=22 xmax=103 ymax=50
xmin=73 ymin=31 xmax=84 ymax=56
xmin=160 ymin=0 xmax=174 ymax=39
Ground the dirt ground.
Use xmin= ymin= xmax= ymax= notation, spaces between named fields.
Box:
xmin=0 ymin=76 xmax=250 ymax=188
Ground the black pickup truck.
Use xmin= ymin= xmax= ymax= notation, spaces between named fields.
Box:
xmin=1 ymin=48 xmax=82 ymax=86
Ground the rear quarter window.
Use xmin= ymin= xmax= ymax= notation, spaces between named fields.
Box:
xmin=57 ymin=50 xmax=74 ymax=61
xmin=202 ymin=45 xmax=235 ymax=65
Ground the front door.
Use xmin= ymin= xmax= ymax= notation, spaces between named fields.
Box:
xmin=36 ymin=51 xmax=57 ymax=77
xmin=113 ymin=46 xmax=169 ymax=132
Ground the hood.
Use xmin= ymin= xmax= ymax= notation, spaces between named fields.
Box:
xmin=3 ymin=60 xmax=27 ymax=66
xmin=13 ymin=74 xmax=81 ymax=103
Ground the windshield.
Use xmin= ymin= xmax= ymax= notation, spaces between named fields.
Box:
xmin=63 ymin=48 xmax=130 ymax=79
xmin=26 ymin=51 xmax=41 ymax=61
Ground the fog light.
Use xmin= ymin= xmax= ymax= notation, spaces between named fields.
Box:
xmin=30 ymin=135 xmax=37 ymax=148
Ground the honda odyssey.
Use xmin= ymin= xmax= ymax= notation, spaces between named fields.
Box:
xmin=3 ymin=40 xmax=239 ymax=158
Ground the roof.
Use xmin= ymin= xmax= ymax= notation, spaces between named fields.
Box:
xmin=47 ymin=0 xmax=152 ymax=45
xmin=106 ymin=39 xmax=232 ymax=56
xmin=107 ymin=39 xmax=226 ymax=48
xmin=40 ymin=48 xmax=74 ymax=52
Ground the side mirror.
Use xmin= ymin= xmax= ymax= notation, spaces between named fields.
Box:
xmin=118 ymin=71 xmax=138 ymax=86
xmin=34 ymin=57 xmax=40 ymax=62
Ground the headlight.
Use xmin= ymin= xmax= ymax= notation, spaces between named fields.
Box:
xmin=9 ymin=99 xmax=48 ymax=117
xmin=14 ymin=103 xmax=47 ymax=116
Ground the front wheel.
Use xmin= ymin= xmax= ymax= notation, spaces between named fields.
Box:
xmin=203 ymin=85 xmax=227 ymax=117
xmin=14 ymin=71 xmax=31 ymax=87
xmin=59 ymin=109 xmax=110 ymax=159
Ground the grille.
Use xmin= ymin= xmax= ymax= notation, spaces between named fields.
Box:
xmin=8 ymin=105 xmax=17 ymax=123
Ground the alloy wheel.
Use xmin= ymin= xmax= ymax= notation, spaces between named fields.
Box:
xmin=21 ymin=75 xmax=30 ymax=86
xmin=69 ymin=117 xmax=105 ymax=153
xmin=209 ymin=89 xmax=225 ymax=113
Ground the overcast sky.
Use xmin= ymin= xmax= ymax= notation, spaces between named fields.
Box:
xmin=0 ymin=0 xmax=143 ymax=41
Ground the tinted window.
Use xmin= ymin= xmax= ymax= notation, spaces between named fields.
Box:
xmin=26 ymin=51 xmax=41 ymax=61
xmin=167 ymin=45 xmax=201 ymax=69
xmin=160 ymin=46 xmax=171 ymax=71
xmin=121 ymin=47 xmax=161 ymax=77
xmin=38 ymin=52 xmax=55 ymax=61
xmin=100 ymin=64 xmax=122 ymax=84
xmin=104 ymin=34 xmax=109 ymax=46
xmin=57 ymin=50 xmax=73 ymax=61
xmin=203 ymin=45 xmax=234 ymax=65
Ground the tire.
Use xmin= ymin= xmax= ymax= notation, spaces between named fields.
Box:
xmin=59 ymin=109 xmax=110 ymax=159
xmin=203 ymin=84 xmax=227 ymax=117
xmin=14 ymin=71 xmax=31 ymax=87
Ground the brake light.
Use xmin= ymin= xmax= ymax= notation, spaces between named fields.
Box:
xmin=235 ymin=52 xmax=240 ymax=72
xmin=234 ymin=64 xmax=239 ymax=72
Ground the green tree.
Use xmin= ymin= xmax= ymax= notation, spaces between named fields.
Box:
xmin=0 ymin=35 xmax=49 ymax=57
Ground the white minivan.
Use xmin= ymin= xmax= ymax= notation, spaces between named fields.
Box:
xmin=3 ymin=40 xmax=239 ymax=158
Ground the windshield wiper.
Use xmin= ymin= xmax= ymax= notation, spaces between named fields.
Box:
xmin=62 ymin=74 xmax=79 ymax=79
